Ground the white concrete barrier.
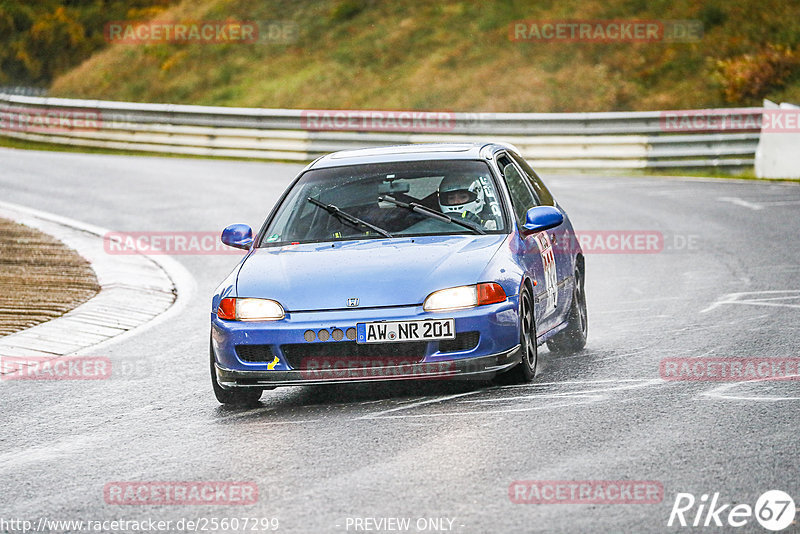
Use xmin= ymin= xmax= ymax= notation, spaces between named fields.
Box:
xmin=755 ymin=100 xmax=800 ymax=179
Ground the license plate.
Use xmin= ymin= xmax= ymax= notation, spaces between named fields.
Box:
xmin=356 ymin=319 xmax=455 ymax=344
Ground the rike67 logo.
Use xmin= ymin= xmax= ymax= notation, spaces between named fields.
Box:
xmin=668 ymin=490 xmax=796 ymax=531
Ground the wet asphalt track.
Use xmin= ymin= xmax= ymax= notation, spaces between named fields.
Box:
xmin=0 ymin=148 xmax=799 ymax=533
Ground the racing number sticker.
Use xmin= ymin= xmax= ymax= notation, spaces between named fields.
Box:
xmin=534 ymin=233 xmax=558 ymax=312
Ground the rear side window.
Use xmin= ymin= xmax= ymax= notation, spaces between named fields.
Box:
xmin=511 ymin=152 xmax=555 ymax=206
xmin=497 ymin=154 xmax=538 ymax=223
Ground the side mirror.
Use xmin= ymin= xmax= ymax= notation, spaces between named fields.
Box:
xmin=521 ymin=206 xmax=563 ymax=234
xmin=221 ymin=224 xmax=253 ymax=250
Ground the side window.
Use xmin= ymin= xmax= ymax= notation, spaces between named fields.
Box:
xmin=497 ymin=154 xmax=538 ymax=223
xmin=511 ymin=152 xmax=555 ymax=206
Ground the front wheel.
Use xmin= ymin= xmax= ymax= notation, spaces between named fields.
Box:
xmin=496 ymin=287 xmax=537 ymax=384
xmin=210 ymin=338 xmax=263 ymax=405
xmin=546 ymin=267 xmax=587 ymax=354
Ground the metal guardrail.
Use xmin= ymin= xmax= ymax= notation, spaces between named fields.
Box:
xmin=0 ymin=93 xmax=762 ymax=170
xmin=0 ymin=87 xmax=48 ymax=97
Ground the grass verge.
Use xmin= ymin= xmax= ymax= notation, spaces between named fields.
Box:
xmin=0 ymin=217 xmax=100 ymax=337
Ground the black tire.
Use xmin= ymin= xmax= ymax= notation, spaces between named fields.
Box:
xmin=210 ymin=338 xmax=263 ymax=405
xmin=546 ymin=267 xmax=588 ymax=354
xmin=497 ymin=287 xmax=537 ymax=384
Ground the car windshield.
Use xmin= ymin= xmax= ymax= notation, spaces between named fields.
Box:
xmin=258 ymin=159 xmax=507 ymax=246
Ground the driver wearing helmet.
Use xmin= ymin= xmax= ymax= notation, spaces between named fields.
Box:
xmin=437 ymin=175 xmax=498 ymax=230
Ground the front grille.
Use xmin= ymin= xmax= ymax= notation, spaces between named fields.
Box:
xmin=235 ymin=344 xmax=275 ymax=363
xmin=281 ymin=341 xmax=427 ymax=370
xmin=439 ymin=331 xmax=480 ymax=353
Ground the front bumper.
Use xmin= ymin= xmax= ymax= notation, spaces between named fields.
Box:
xmin=214 ymin=345 xmax=521 ymax=387
xmin=211 ymin=299 xmax=520 ymax=388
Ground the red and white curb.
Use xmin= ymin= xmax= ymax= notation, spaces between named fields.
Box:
xmin=0 ymin=200 xmax=194 ymax=367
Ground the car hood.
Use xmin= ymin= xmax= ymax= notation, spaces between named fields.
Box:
xmin=236 ymin=234 xmax=507 ymax=311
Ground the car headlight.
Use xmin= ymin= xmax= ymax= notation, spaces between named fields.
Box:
xmin=423 ymin=283 xmax=507 ymax=312
xmin=216 ymin=297 xmax=285 ymax=321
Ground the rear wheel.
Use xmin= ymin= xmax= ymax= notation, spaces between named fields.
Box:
xmin=497 ymin=287 xmax=537 ymax=384
xmin=210 ymin=338 xmax=263 ymax=405
xmin=546 ymin=267 xmax=587 ymax=354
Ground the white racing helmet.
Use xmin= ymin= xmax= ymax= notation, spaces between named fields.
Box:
xmin=437 ymin=175 xmax=485 ymax=217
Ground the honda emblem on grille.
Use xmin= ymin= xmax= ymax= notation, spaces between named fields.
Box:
xmin=347 ymin=298 xmax=359 ymax=307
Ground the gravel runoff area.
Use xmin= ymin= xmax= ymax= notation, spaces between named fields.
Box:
xmin=0 ymin=216 xmax=99 ymax=336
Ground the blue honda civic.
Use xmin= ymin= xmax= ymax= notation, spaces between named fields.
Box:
xmin=210 ymin=143 xmax=587 ymax=404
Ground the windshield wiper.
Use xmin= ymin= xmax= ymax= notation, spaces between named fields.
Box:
xmin=307 ymin=197 xmax=393 ymax=238
xmin=378 ymin=195 xmax=485 ymax=235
